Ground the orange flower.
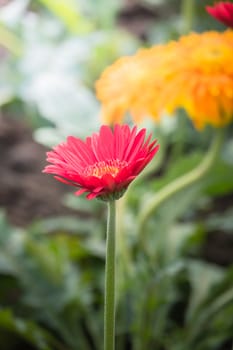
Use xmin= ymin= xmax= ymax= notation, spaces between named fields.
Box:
xmin=164 ymin=30 xmax=233 ymax=128
xmin=96 ymin=30 xmax=233 ymax=129
xmin=95 ymin=42 xmax=179 ymax=124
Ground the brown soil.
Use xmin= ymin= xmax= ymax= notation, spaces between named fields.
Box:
xmin=0 ymin=116 xmax=74 ymax=227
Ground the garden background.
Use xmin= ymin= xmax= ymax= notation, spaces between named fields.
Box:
xmin=0 ymin=0 xmax=233 ymax=349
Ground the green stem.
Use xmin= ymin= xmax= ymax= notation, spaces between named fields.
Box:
xmin=104 ymin=200 xmax=116 ymax=350
xmin=181 ymin=0 xmax=195 ymax=33
xmin=138 ymin=128 xmax=224 ymax=235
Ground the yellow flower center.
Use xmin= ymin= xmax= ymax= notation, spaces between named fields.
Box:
xmin=84 ymin=159 xmax=127 ymax=178
xmin=191 ymin=43 xmax=232 ymax=73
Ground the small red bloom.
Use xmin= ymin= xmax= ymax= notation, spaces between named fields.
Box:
xmin=206 ymin=1 xmax=233 ymax=28
xmin=43 ymin=124 xmax=159 ymax=200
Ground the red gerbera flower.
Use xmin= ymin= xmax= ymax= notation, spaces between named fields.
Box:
xmin=206 ymin=1 xmax=233 ymax=28
xmin=43 ymin=124 xmax=159 ymax=201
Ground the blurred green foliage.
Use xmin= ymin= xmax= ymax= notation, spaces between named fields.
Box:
xmin=0 ymin=0 xmax=233 ymax=349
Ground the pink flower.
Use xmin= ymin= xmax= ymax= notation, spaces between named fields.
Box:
xmin=43 ymin=125 xmax=159 ymax=200
xmin=206 ymin=1 xmax=233 ymax=28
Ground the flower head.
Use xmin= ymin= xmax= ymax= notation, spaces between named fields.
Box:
xmin=95 ymin=42 xmax=178 ymax=125
xmin=163 ymin=30 xmax=233 ymax=128
xmin=206 ymin=1 xmax=233 ymax=28
xmin=96 ymin=30 xmax=233 ymax=129
xmin=43 ymin=125 xmax=159 ymax=201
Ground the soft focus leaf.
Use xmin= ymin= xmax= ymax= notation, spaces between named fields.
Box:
xmin=0 ymin=309 xmax=54 ymax=350
xmin=38 ymin=0 xmax=92 ymax=33
xmin=186 ymin=260 xmax=224 ymax=320
xmin=204 ymin=159 xmax=233 ymax=196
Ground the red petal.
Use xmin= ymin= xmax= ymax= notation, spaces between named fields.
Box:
xmin=124 ymin=128 xmax=146 ymax=161
xmin=98 ymin=125 xmax=114 ymax=159
xmin=86 ymin=191 xmax=102 ymax=200
xmin=67 ymin=136 xmax=95 ymax=165
xmin=206 ymin=2 xmax=233 ymax=27
xmin=75 ymin=188 xmax=88 ymax=196
xmin=101 ymin=173 xmax=116 ymax=190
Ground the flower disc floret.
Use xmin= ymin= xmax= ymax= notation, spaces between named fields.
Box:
xmin=83 ymin=159 xmax=128 ymax=178
xmin=43 ymin=124 xmax=159 ymax=201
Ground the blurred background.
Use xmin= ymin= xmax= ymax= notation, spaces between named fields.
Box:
xmin=0 ymin=0 xmax=233 ymax=349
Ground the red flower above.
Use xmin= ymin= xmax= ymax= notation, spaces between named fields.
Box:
xmin=206 ymin=1 xmax=233 ymax=28
xmin=43 ymin=125 xmax=159 ymax=201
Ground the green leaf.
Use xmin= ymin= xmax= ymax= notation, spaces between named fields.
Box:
xmin=186 ymin=260 xmax=224 ymax=320
xmin=0 ymin=309 xmax=56 ymax=350
xmin=204 ymin=159 xmax=233 ymax=196
xmin=38 ymin=0 xmax=92 ymax=33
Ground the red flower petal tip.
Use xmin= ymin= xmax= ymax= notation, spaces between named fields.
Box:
xmin=43 ymin=124 xmax=159 ymax=201
xmin=206 ymin=1 xmax=233 ymax=28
